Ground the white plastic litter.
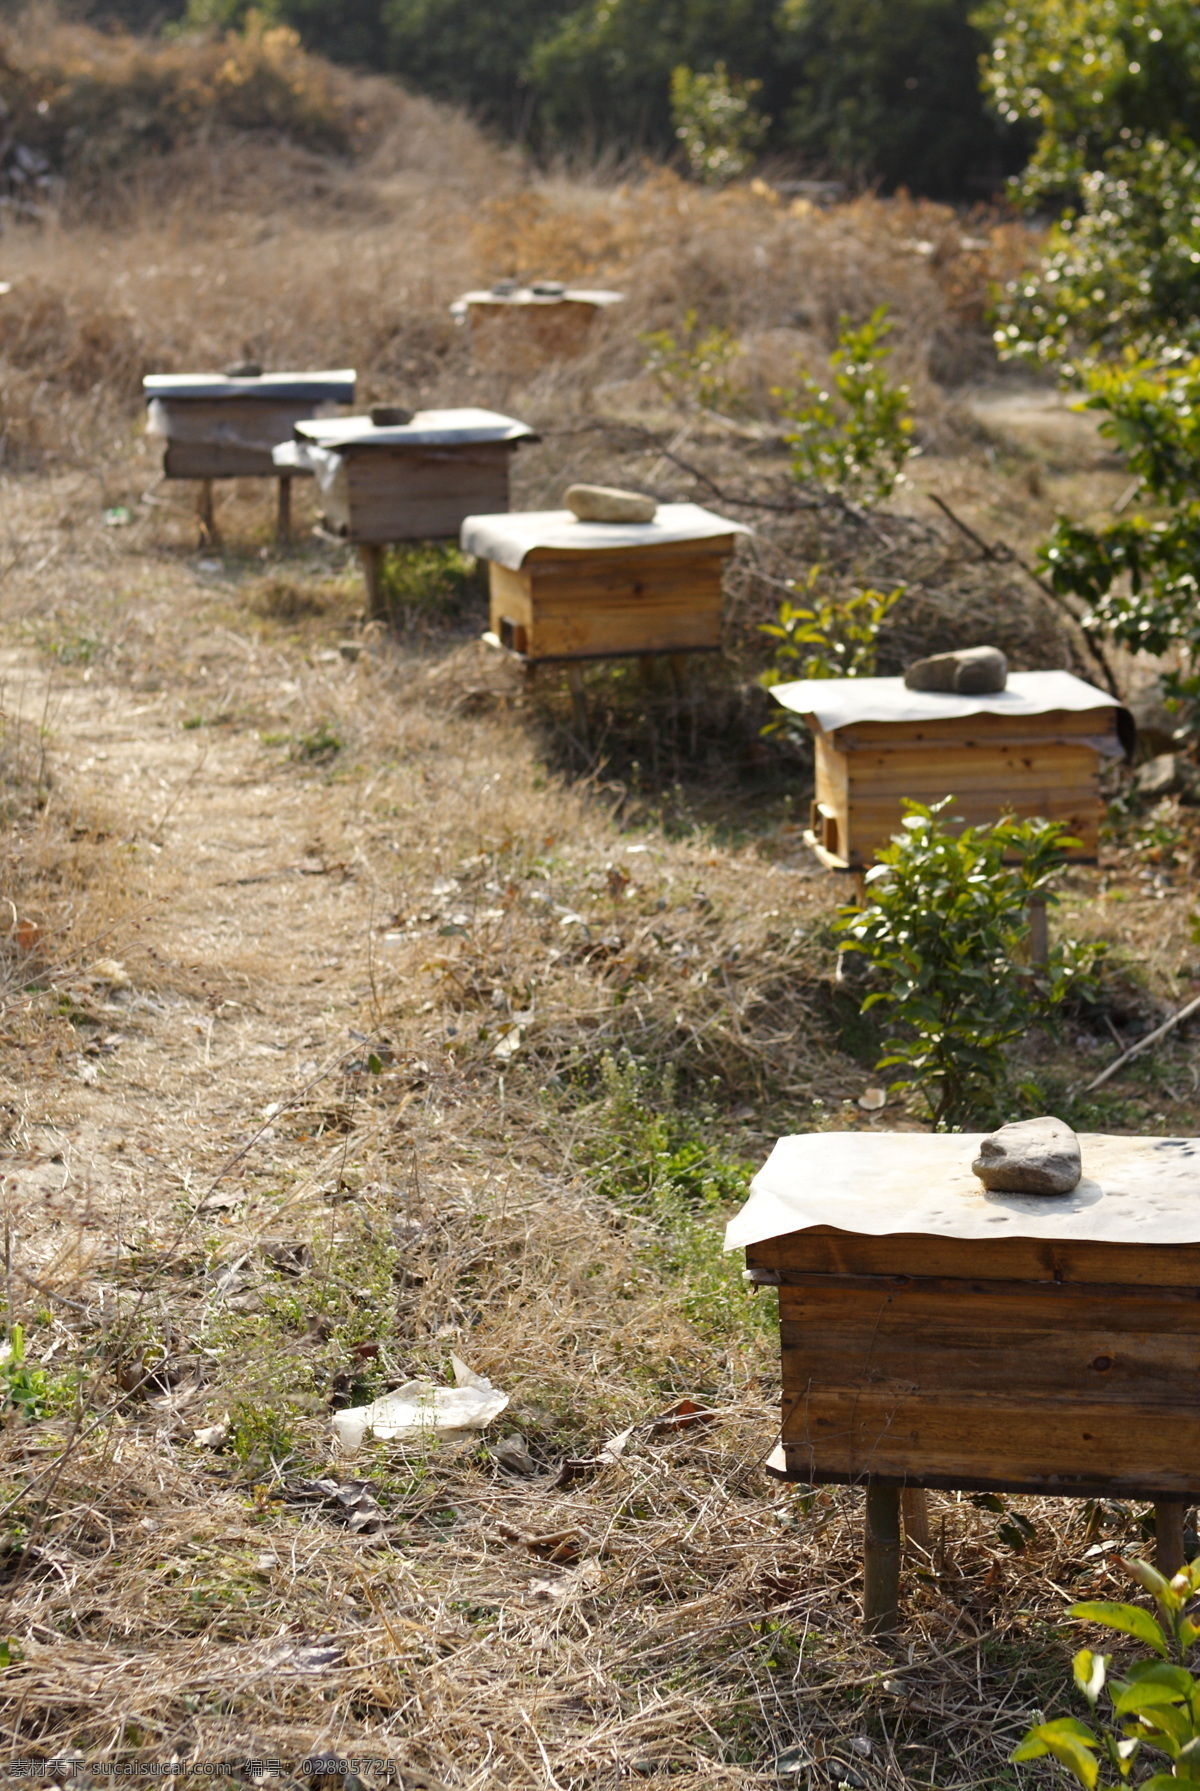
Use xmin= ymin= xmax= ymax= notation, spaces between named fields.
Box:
xmin=331 ymin=1354 xmax=509 ymax=1455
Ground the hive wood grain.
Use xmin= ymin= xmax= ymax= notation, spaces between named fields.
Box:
xmin=324 ymin=442 xmax=516 ymax=544
xmin=751 ymin=1226 xmax=1200 ymax=1499
xmin=805 ymin=703 xmax=1119 ymax=866
xmin=486 ymin=539 xmax=734 ymax=663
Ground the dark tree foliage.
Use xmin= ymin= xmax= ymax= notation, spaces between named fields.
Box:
xmin=778 ymin=0 xmax=1028 ymax=200
xmin=527 ymin=0 xmax=789 ymax=159
xmin=381 ymin=0 xmax=567 ymax=136
xmin=65 ymin=0 xmax=1027 ymax=199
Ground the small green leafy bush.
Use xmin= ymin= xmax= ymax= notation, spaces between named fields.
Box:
xmin=777 ymin=308 xmax=913 ymax=506
xmin=1013 ymin=1553 xmax=1200 ymax=1790
xmin=379 ymin=543 xmax=481 ymax=618
xmin=835 ymin=799 xmax=1102 ymax=1126
xmin=760 ymin=565 xmax=905 ymax=685
xmin=1040 ymin=355 xmax=1200 ymax=732
xmin=0 ymin=1325 xmax=68 ymax=1422
xmin=669 ymin=61 xmax=769 ymax=184
xmin=641 ymin=309 xmax=742 ymax=414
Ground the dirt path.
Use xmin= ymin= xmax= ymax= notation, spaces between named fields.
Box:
xmin=1 ymin=624 xmax=389 ymax=1262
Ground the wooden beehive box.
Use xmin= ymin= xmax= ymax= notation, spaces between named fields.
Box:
xmin=462 ymin=503 xmax=747 ymax=663
xmin=769 ymin=671 xmax=1134 ymax=869
xmin=286 ymin=409 xmax=536 ymax=544
xmin=144 ymin=370 xmax=355 ymax=480
xmin=731 ymin=1131 xmax=1200 ymax=1501
xmin=450 ymin=284 xmax=624 ymax=368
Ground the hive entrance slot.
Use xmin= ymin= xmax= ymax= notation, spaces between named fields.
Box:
xmin=811 ymin=800 xmax=839 ymax=856
xmin=499 ymin=617 xmax=528 ymax=654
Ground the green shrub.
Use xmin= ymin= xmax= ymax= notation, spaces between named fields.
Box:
xmin=1039 ymin=355 xmax=1200 ymax=732
xmin=759 ymin=565 xmax=905 ymax=686
xmin=777 ymin=308 xmax=913 ymax=506
xmin=1012 ymin=1554 xmax=1200 ymax=1790
xmin=641 ymin=309 xmax=742 ymax=414
xmin=378 ymin=543 xmax=481 ymax=618
xmin=669 ymin=61 xmax=769 ymax=184
xmin=979 ymin=1 xmax=1200 ymax=365
xmin=835 ymin=799 xmax=1102 ymax=1126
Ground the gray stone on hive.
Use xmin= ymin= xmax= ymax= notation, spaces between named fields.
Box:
xmin=904 ymin=645 xmax=1008 ymax=695
xmin=369 ymin=404 xmax=413 ymax=427
xmin=972 ymin=1116 xmax=1082 ymax=1195
xmin=565 ymin=483 xmax=657 ymax=524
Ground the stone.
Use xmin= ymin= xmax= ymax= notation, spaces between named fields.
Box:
xmin=972 ymin=1116 xmax=1082 ymax=1195
xmin=904 ymin=645 xmax=1008 ymax=694
xmin=565 ymin=483 xmax=657 ymax=524
xmin=1134 ymin=752 xmax=1186 ymax=799
xmin=224 ymin=361 xmax=263 ymax=378
xmin=369 ymin=405 xmax=412 ymax=427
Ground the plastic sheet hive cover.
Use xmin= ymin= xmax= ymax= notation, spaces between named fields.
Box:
xmin=460 ymin=502 xmax=749 ymax=570
xmin=143 ymin=370 xmax=355 ymax=402
xmin=768 ymin=669 xmax=1118 ymax=734
xmin=292 ymin=407 xmax=535 ymax=451
xmin=723 ymin=1130 xmax=1200 ymax=1251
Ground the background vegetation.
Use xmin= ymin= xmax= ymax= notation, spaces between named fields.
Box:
xmin=48 ymin=0 xmax=1029 ymax=198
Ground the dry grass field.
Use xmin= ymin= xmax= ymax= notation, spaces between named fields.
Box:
xmin=1 ymin=12 xmax=1200 ymax=1787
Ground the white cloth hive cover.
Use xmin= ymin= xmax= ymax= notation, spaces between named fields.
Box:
xmin=724 ymin=1130 xmax=1200 ymax=1251
xmin=450 ymin=288 xmax=624 ymax=314
xmin=291 ymin=408 xmax=535 ymax=451
xmin=460 ymin=503 xmax=749 ymax=570
xmin=143 ymin=370 xmax=355 ymax=402
xmin=769 ymin=670 xmax=1118 ymax=733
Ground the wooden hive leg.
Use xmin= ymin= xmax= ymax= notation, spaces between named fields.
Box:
xmin=1154 ymin=1501 xmax=1188 ymax=1576
xmin=359 ymin=544 xmax=387 ymax=623
xmin=901 ymin=1488 xmax=931 ymax=1552
xmin=197 ymin=479 xmax=218 ymax=545
xmin=566 ymin=663 xmax=589 ymax=748
xmin=276 ymin=475 xmax=292 ymax=544
xmin=863 ymin=1484 xmax=902 ymax=1634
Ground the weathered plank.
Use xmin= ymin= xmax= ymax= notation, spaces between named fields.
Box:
xmin=323 ymin=443 xmax=515 ymax=543
xmin=778 ymin=1386 xmax=1200 ymax=1495
xmin=748 ymin=1226 xmax=1200 ymax=1287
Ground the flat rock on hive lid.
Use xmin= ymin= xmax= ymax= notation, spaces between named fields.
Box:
xmin=904 ymin=645 xmax=1008 ymax=694
xmin=972 ymin=1116 xmax=1082 ymax=1195
xmin=564 ymin=483 xmax=657 ymax=524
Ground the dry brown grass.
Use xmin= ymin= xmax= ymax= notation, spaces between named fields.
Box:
xmin=0 ymin=20 xmax=1195 ymax=1785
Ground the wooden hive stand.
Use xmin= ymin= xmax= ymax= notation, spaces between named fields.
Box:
xmin=768 ymin=671 xmax=1135 ymax=873
xmin=463 ymin=502 xmax=748 ymax=739
xmin=449 ymin=282 xmax=624 ymax=371
xmin=729 ymin=1130 xmax=1200 ymax=1633
xmin=280 ymin=409 xmax=537 ymax=620
xmin=143 ymin=369 xmax=356 ymax=545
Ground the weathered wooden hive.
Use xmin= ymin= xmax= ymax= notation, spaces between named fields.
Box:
xmin=463 ymin=502 xmax=747 ymax=663
xmin=279 ymin=408 xmax=536 ymax=544
xmin=770 ymin=670 xmax=1134 ymax=868
xmin=144 ymin=369 xmax=356 ymax=480
xmin=729 ymin=1131 xmax=1200 ymax=1620
xmin=450 ymin=282 xmax=624 ymax=367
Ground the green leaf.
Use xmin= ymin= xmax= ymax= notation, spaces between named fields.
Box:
xmin=367 ymin=1052 xmax=384 ymax=1075
xmin=1072 ymin=1601 xmax=1170 ymax=1657
xmin=1023 ymin=1722 xmax=1101 ymax=1790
